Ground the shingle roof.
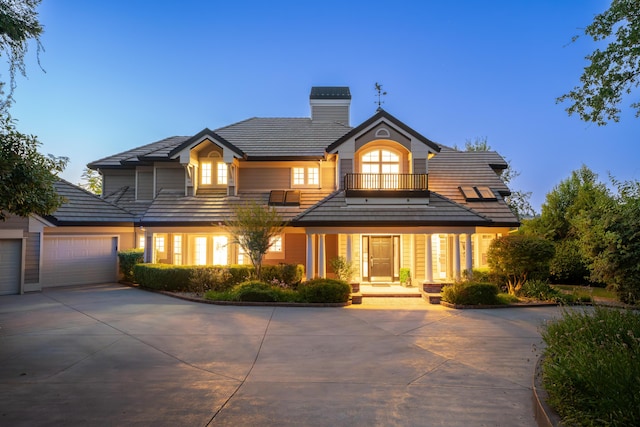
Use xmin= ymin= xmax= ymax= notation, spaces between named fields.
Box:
xmin=292 ymin=191 xmax=495 ymax=227
xmin=47 ymin=180 xmax=135 ymax=225
xmin=139 ymin=189 xmax=334 ymax=226
xmin=88 ymin=136 xmax=189 ymax=168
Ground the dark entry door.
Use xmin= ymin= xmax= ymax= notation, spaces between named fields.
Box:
xmin=370 ymin=236 xmax=393 ymax=281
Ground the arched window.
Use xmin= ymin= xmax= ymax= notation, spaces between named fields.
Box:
xmin=361 ymin=148 xmax=400 ymax=188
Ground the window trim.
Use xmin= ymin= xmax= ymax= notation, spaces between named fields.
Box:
xmin=291 ymin=166 xmax=320 ymax=188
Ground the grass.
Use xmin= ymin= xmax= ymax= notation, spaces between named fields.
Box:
xmin=553 ymin=284 xmax=616 ymax=300
xmin=541 ymin=306 xmax=640 ymax=426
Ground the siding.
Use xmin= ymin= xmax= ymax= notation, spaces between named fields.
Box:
xmin=103 ymin=169 xmax=135 ymax=194
xmin=339 ymin=158 xmax=352 ymax=189
xmin=239 ymin=168 xmax=290 ymax=190
xmin=156 ymin=166 xmax=185 ymax=195
xmin=0 ymin=214 xmax=28 ymax=230
xmin=402 ymin=235 xmax=411 ymax=273
xmin=322 ymin=164 xmax=336 ymax=189
xmin=282 ymin=233 xmax=306 ymax=266
xmin=413 ymin=158 xmax=427 ymax=174
xmin=311 ymin=105 xmax=349 ymax=125
xmin=415 ymin=234 xmax=425 ymax=280
xmin=24 ymin=232 xmax=40 ymax=284
xmin=137 ymin=171 xmax=154 ymax=200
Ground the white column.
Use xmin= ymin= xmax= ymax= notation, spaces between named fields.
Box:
xmin=465 ymin=233 xmax=473 ymax=277
xmin=318 ymin=234 xmax=326 ymax=278
xmin=453 ymin=234 xmax=461 ymax=281
xmin=425 ymin=234 xmax=433 ymax=282
xmin=345 ymin=234 xmax=352 ymax=263
xmin=306 ymin=234 xmax=314 ymax=280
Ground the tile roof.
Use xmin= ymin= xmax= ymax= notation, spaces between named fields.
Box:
xmin=48 ymin=180 xmax=136 ymax=225
xmin=88 ymin=136 xmax=189 ymax=168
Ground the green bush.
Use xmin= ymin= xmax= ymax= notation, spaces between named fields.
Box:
xmin=189 ymin=267 xmax=233 ymax=293
xmin=227 ymin=264 xmax=254 ymax=284
xmin=329 ymin=256 xmax=355 ymax=282
xmin=231 ymin=281 xmax=298 ymax=302
xmin=133 ymin=264 xmax=193 ymax=291
xmin=549 ymin=239 xmax=590 ymax=285
xmin=441 ymin=282 xmax=501 ymax=305
xmin=541 ymin=307 xmax=640 ymax=426
xmin=519 ymin=279 xmax=560 ymax=301
xmin=118 ymin=248 xmax=144 ymax=282
xmin=297 ymin=278 xmax=351 ymax=303
xmin=399 ymin=268 xmax=411 ymax=285
xmin=262 ymin=264 xmax=305 ymax=288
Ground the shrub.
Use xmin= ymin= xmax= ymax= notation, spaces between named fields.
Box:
xmin=541 ymin=307 xmax=640 ymax=426
xmin=261 ymin=264 xmax=304 ymax=288
xmin=133 ymin=264 xmax=193 ymax=291
xmin=519 ymin=279 xmax=560 ymax=301
xmin=549 ymin=239 xmax=590 ymax=285
xmin=189 ymin=267 xmax=233 ymax=293
xmin=298 ymin=278 xmax=351 ymax=303
xmin=441 ymin=282 xmax=501 ymax=305
xmin=227 ymin=264 xmax=254 ymax=284
xmin=231 ymin=281 xmax=298 ymax=302
xmin=118 ymin=248 xmax=144 ymax=282
xmin=330 ymin=256 xmax=355 ymax=282
xmin=399 ymin=268 xmax=411 ymax=286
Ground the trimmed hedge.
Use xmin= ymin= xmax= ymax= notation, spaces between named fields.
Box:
xmin=117 ymin=249 xmax=144 ymax=282
xmin=132 ymin=263 xmax=304 ymax=292
xmin=441 ymin=282 xmax=501 ymax=305
xmin=298 ymin=278 xmax=351 ymax=303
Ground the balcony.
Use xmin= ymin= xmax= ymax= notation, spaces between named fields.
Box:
xmin=344 ymin=173 xmax=429 ymax=198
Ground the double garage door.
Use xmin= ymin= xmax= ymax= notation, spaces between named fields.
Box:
xmin=42 ymin=236 xmax=118 ymax=288
xmin=0 ymin=239 xmax=21 ymax=295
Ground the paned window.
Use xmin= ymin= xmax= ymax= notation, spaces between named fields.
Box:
xmin=292 ymin=167 xmax=319 ymax=186
xmin=217 ymin=162 xmax=227 ymax=185
xmin=173 ymin=235 xmax=182 ymax=265
xmin=269 ymin=235 xmax=283 ymax=252
xmin=155 ymin=236 xmax=165 ymax=253
xmin=195 ymin=237 xmax=207 ymax=265
xmin=201 ymin=163 xmax=212 ymax=185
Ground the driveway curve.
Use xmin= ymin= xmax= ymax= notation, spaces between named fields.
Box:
xmin=0 ymin=284 xmax=563 ymax=426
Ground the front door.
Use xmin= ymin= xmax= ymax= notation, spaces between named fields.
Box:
xmin=370 ymin=236 xmax=393 ymax=281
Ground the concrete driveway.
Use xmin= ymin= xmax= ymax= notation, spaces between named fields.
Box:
xmin=0 ymin=284 xmax=562 ymax=426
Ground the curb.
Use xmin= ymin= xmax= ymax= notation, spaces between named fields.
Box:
xmin=532 ymin=356 xmax=563 ymax=427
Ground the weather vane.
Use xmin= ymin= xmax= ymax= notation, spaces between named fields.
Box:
xmin=374 ymin=82 xmax=387 ymax=111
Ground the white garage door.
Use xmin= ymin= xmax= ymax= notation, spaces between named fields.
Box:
xmin=0 ymin=239 xmax=21 ymax=295
xmin=42 ymin=236 xmax=118 ymax=288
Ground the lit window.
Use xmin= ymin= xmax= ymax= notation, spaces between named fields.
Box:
xmin=139 ymin=236 xmax=145 ymax=249
xmin=361 ymin=148 xmax=401 ymax=189
xmin=307 ymin=167 xmax=319 ymax=185
xmin=237 ymin=246 xmax=247 ymax=264
xmin=217 ymin=162 xmax=227 ymax=185
xmin=269 ymin=235 xmax=282 ymax=252
xmin=292 ymin=167 xmax=319 ymax=186
xmin=213 ymin=236 xmax=228 ymax=265
xmin=201 ymin=163 xmax=212 ymax=185
xmin=155 ymin=236 xmax=165 ymax=253
xmin=293 ymin=167 xmax=305 ymax=185
xmin=173 ymin=235 xmax=182 ymax=265
xmin=195 ymin=237 xmax=207 ymax=265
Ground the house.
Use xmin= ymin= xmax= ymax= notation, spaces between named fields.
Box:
xmin=0 ymin=86 xmax=518 ymax=295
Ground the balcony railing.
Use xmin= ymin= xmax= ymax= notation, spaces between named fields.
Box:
xmin=344 ymin=173 xmax=429 ymax=197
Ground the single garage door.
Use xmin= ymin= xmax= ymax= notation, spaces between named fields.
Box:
xmin=0 ymin=239 xmax=21 ymax=295
xmin=42 ymin=236 xmax=118 ymax=288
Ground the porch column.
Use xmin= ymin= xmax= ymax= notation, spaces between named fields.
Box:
xmin=306 ymin=233 xmax=315 ymax=280
xmin=424 ymin=234 xmax=433 ymax=283
xmin=465 ymin=233 xmax=473 ymax=277
xmin=453 ymin=234 xmax=461 ymax=281
xmin=318 ymin=233 xmax=326 ymax=278
xmin=345 ymin=234 xmax=352 ymax=263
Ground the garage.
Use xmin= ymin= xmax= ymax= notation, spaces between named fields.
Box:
xmin=42 ymin=236 xmax=118 ymax=288
xmin=0 ymin=239 xmax=22 ymax=295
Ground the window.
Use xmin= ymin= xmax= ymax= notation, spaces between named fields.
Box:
xmin=217 ymin=162 xmax=227 ymax=185
xmin=292 ymin=167 xmax=319 ymax=187
xmin=201 ymin=163 xmax=212 ymax=185
xmin=155 ymin=236 xmax=165 ymax=253
xmin=173 ymin=235 xmax=182 ymax=265
xmin=269 ymin=235 xmax=283 ymax=252
xmin=195 ymin=237 xmax=207 ymax=265
xmin=213 ymin=236 xmax=228 ymax=265
xmin=361 ymin=148 xmax=400 ymax=188
xmin=138 ymin=236 xmax=145 ymax=249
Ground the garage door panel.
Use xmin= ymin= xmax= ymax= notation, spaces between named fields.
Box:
xmin=43 ymin=237 xmax=117 ymax=288
xmin=0 ymin=240 xmax=21 ymax=295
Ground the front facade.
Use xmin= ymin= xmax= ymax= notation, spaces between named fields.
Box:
xmin=0 ymin=86 xmax=518 ymax=294
xmin=91 ymin=86 xmax=518 ymax=285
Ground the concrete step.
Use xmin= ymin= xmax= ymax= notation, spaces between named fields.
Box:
xmin=423 ymin=293 xmax=442 ymax=304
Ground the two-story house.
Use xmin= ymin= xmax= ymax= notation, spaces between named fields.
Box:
xmin=0 ymin=86 xmax=518 ymax=295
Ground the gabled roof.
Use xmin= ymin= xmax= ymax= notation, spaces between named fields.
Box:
xmin=326 ymin=109 xmax=441 ymax=154
xmin=46 ymin=180 xmax=136 ymax=226
xmin=168 ymin=128 xmax=245 ymax=159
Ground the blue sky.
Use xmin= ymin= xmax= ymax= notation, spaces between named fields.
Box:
xmin=8 ymin=0 xmax=637 ymax=211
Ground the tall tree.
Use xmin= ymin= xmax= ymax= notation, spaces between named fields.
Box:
xmin=557 ymin=0 xmax=640 ymax=125
xmin=462 ymin=137 xmax=535 ymax=220
xmin=79 ymin=167 xmax=102 ymax=195
xmin=0 ymin=116 xmax=67 ymax=220
xmin=0 ymin=0 xmax=43 ymax=111
xmin=223 ymin=201 xmax=287 ymax=281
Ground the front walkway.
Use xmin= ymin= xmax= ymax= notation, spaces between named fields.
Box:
xmin=0 ymin=283 xmax=564 ymax=426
